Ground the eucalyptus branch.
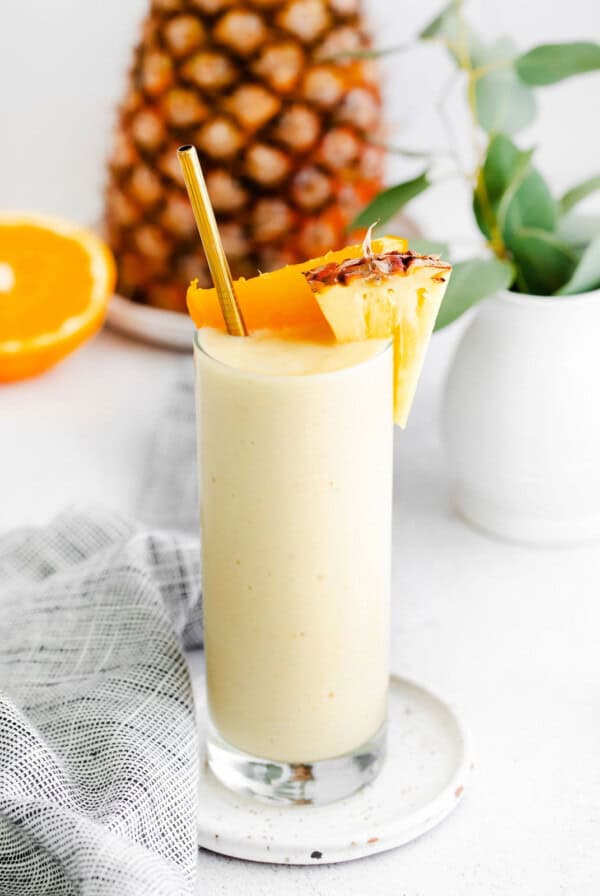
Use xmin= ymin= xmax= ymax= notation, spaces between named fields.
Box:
xmin=470 ymin=59 xmax=513 ymax=82
xmin=435 ymin=70 xmax=469 ymax=180
xmin=453 ymin=0 xmax=471 ymax=71
xmin=368 ymin=140 xmax=452 ymax=162
xmin=354 ymin=2 xmax=600 ymax=311
xmin=324 ymin=44 xmax=410 ymax=62
xmin=435 ymin=170 xmax=470 ymax=185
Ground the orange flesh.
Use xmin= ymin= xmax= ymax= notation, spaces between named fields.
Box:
xmin=0 ymin=219 xmax=115 ymax=382
xmin=0 ymin=226 xmax=94 ymax=340
xmin=186 ymin=237 xmax=408 ymax=335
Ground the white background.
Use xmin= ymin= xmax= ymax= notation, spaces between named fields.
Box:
xmin=1 ymin=3 xmax=600 ymax=895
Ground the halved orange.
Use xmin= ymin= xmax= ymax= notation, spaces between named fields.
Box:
xmin=186 ymin=236 xmax=408 ymax=337
xmin=0 ymin=213 xmax=116 ymax=382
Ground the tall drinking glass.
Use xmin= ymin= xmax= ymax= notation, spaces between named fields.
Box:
xmin=194 ymin=330 xmax=393 ymax=804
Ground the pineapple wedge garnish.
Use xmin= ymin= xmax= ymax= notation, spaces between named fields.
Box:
xmin=304 ymin=247 xmax=452 ymax=427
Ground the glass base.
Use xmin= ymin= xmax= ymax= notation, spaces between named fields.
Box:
xmin=206 ymin=721 xmax=386 ymax=806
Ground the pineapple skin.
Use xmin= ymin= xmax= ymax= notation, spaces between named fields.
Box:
xmin=105 ymin=0 xmax=384 ymax=312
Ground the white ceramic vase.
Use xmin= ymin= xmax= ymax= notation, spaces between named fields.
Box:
xmin=442 ymin=287 xmax=600 ymax=544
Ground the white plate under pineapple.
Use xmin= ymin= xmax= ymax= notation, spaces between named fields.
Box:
xmin=107 ymin=293 xmax=195 ymax=350
xmin=189 ymin=655 xmax=471 ymax=865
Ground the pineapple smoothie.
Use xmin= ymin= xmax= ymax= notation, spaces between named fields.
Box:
xmin=196 ymin=329 xmax=393 ymax=763
xmin=189 ymin=237 xmax=452 ymax=802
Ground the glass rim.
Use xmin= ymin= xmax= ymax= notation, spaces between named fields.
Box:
xmin=193 ymin=327 xmax=393 ymax=382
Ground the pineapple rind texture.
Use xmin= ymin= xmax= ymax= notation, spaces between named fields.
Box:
xmin=105 ymin=0 xmax=383 ymax=311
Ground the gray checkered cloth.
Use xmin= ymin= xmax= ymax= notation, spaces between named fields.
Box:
xmin=0 ymin=360 xmax=204 ymax=895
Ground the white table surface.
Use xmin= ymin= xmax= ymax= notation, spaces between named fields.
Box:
xmin=1 ymin=321 xmax=599 ymax=896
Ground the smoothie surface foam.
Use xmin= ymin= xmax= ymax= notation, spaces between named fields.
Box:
xmin=199 ymin=327 xmax=389 ymax=376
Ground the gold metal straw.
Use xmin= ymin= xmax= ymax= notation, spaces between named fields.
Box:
xmin=177 ymin=145 xmax=247 ymax=336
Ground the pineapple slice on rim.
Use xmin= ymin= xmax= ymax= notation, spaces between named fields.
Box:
xmin=304 ymin=244 xmax=451 ymax=426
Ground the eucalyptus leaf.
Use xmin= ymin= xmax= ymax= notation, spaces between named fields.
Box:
xmin=516 ymin=42 xmax=600 ymax=85
xmin=555 ymin=234 xmax=600 ymax=295
xmin=419 ymin=0 xmax=482 ymax=68
xmin=473 ymin=134 xmax=534 ymax=240
xmin=500 ymin=170 xmax=557 ymax=241
xmin=559 ymin=174 xmax=600 ymax=214
xmin=509 ymin=228 xmax=578 ymax=295
xmin=419 ymin=0 xmax=458 ymax=39
xmin=409 ymin=239 xmax=450 ymax=257
xmin=556 ymin=211 xmax=600 ymax=248
xmin=434 ymin=257 xmax=514 ymax=330
xmin=474 ymin=38 xmax=537 ymax=135
xmin=351 ymin=172 xmax=430 ymax=230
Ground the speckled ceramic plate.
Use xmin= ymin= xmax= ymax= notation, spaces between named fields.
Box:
xmin=106 ymin=293 xmax=194 ymax=351
xmin=189 ymin=656 xmax=471 ymax=865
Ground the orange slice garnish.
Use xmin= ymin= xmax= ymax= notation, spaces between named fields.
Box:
xmin=0 ymin=213 xmax=116 ymax=382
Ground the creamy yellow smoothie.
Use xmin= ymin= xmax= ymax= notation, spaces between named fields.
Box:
xmin=195 ymin=328 xmax=393 ymax=764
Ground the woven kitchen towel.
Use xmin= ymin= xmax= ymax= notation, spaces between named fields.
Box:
xmin=0 ymin=507 xmax=203 ymax=896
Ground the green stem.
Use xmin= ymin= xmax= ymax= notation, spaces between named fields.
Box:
xmin=454 ymin=0 xmax=471 ymax=71
xmin=470 ymin=59 xmax=512 ymax=82
xmin=367 ymin=140 xmax=452 ymax=161
xmin=515 ymin=265 xmax=529 ymax=293
xmin=324 ymin=43 xmax=411 ymax=62
xmin=435 ymin=70 xmax=469 ymax=178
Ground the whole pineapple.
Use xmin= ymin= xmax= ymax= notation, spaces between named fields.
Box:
xmin=105 ymin=0 xmax=384 ymax=312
